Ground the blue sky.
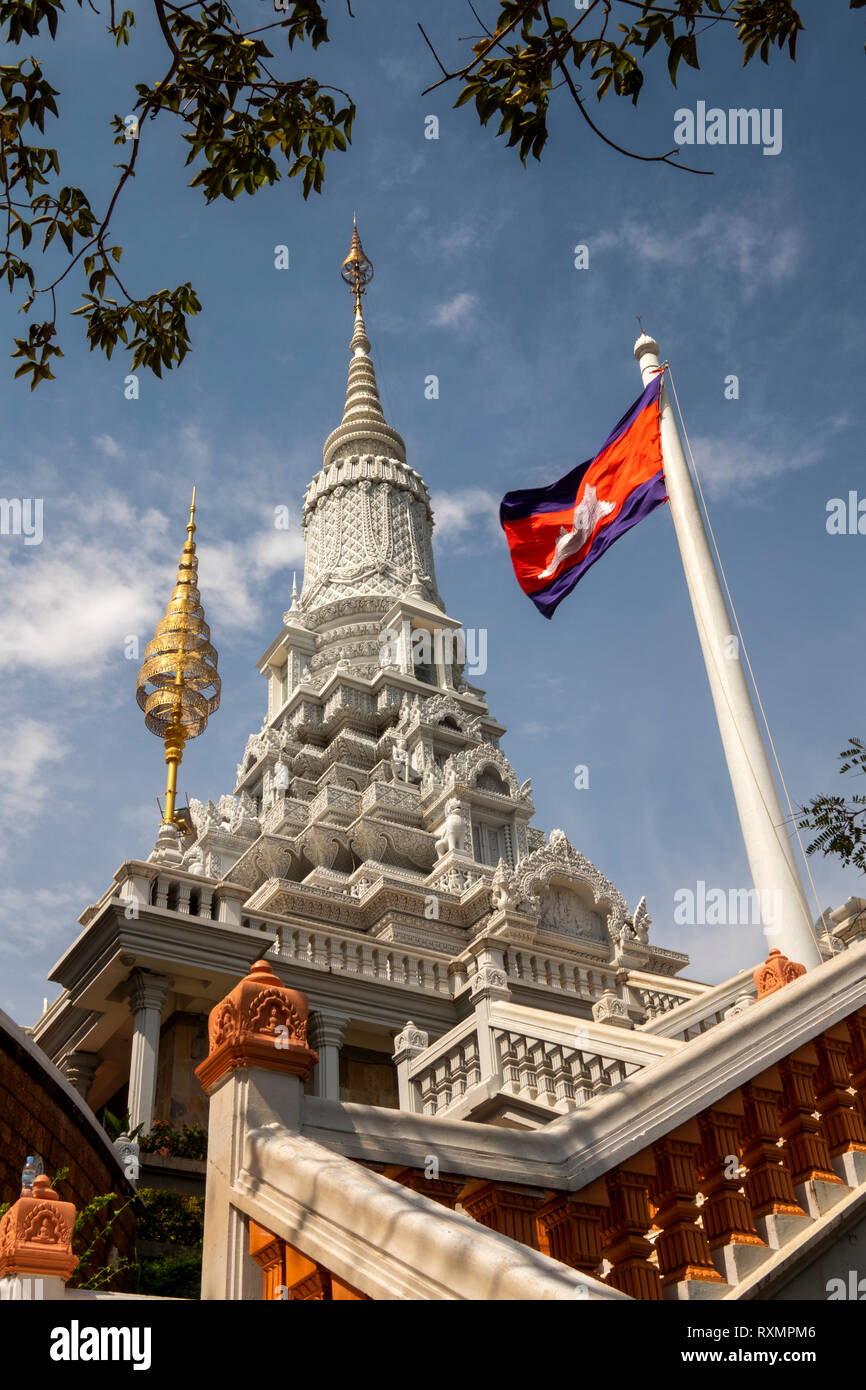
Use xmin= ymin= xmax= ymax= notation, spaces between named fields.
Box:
xmin=1 ymin=2 xmax=864 ymax=1022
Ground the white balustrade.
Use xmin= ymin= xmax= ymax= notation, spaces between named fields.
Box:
xmin=269 ymin=922 xmax=452 ymax=996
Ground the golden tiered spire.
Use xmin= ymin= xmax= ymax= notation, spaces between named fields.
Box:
xmin=136 ymin=488 xmax=221 ymax=829
xmin=340 ymin=214 xmax=374 ymax=311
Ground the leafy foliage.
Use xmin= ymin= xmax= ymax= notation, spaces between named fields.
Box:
xmin=136 ymin=1247 xmax=202 ymax=1298
xmin=2 ymin=0 xmax=860 ymax=383
xmin=70 ymin=1190 xmax=137 ymax=1290
xmin=139 ymin=1118 xmax=208 ymax=1159
xmin=798 ymin=737 xmax=866 ymax=874
xmin=424 ymin=2 xmax=810 ymax=172
xmin=0 ymin=0 xmax=352 ymax=384
xmin=101 ymin=1106 xmax=145 ymax=1142
xmin=136 ymin=1187 xmax=204 ymax=1245
xmin=134 ymin=1187 xmax=203 ymax=1299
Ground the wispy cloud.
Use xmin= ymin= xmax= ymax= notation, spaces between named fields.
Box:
xmin=595 ymin=208 xmax=802 ymax=294
xmin=431 ymin=292 xmax=480 ymax=328
xmin=378 ymin=54 xmax=426 ymax=92
xmin=0 ymin=882 xmax=90 ymax=963
xmin=396 ymin=202 xmax=516 ymax=266
xmin=690 ymin=432 xmax=823 ymax=501
xmin=0 ymin=718 xmax=69 ymax=862
xmin=431 ymin=487 xmax=500 ymax=548
xmin=94 ymin=434 xmax=124 ymax=461
xmin=0 ymin=490 xmax=303 ymax=679
xmin=197 ymin=524 xmax=305 ymax=629
xmin=369 ymin=135 xmax=426 ymax=192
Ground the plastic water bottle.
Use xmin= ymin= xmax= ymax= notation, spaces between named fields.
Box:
xmin=21 ymin=1156 xmax=38 ymax=1196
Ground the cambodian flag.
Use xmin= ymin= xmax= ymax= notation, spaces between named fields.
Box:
xmin=500 ymin=375 xmax=667 ymax=619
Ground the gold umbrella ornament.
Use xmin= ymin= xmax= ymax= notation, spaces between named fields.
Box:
xmin=136 ymin=488 xmax=221 ymax=848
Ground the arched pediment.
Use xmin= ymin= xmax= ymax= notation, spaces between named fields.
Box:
xmin=442 ymin=743 xmax=519 ymax=797
xmin=417 ymin=693 xmax=479 ymax=735
xmin=515 ymin=828 xmax=627 ymax=918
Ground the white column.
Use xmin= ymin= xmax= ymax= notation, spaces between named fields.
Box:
xmin=634 ymin=334 xmax=820 ymax=968
xmin=201 ymin=1067 xmax=300 ymax=1300
xmin=126 ymin=970 xmax=172 ymax=1131
xmin=308 ymin=1012 xmax=349 ymax=1100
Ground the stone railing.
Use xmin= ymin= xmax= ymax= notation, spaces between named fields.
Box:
xmin=197 ymin=943 xmax=866 ymax=1301
xmin=114 ymin=861 xmax=249 ymax=927
xmin=638 ymin=966 xmax=756 ymax=1039
xmin=637 ymin=987 xmax=692 ymax=1019
xmin=501 ymin=947 xmax=617 ymax=1001
xmin=398 ymin=1017 xmax=482 ymax=1116
xmin=497 ymin=1031 xmax=636 ymax=1108
xmin=268 ymin=920 xmax=453 ymax=997
xmin=397 ymin=1007 xmax=650 ymax=1120
xmin=196 ymin=962 xmax=622 ymax=1301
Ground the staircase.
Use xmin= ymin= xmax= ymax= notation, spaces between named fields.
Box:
xmin=196 ymin=941 xmax=866 ymax=1300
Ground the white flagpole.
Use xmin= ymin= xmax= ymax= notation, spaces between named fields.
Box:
xmin=634 ymin=333 xmax=821 ymax=969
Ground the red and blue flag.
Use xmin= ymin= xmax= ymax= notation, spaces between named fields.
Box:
xmin=500 ymin=374 xmax=667 ymax=619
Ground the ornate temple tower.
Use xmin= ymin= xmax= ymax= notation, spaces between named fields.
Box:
xmin=35 ymin=224 xmax=726 ymax=1143
xmin=302 ymin=220 xmax=442 ymax=616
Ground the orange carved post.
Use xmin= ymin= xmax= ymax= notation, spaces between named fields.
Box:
xmin=281 ymin=1242 xmax=331 ymax=1301
xmin=249 ymin=1219 xmax=286 ymax=1301
xmin=0 ymin=1174 xmax=79 ymax=1298
xmin=844 ymin=1008 xmax=866 ymax=1126
xmin=536 ymin=1189 xmax=606 ymax=1276
xmin=249 ymin=1223 xmax=370 ymax=1301
xmin=777 ymin=1046 xmax=846 ymax=1217
xmin=649 ymin=1137 xmax=726 ymax=1294
xmin=813 ymin=1024 xmax=866 ymax=1186
xmin=695 ymin=1105 xmax=768 ymax=1283
xmin=599 ymin=1166 xmax=662 ymax=1301
xmin=196 ymin=958 xmax=318 ymax=1092
xmin=753 ymin=948 xmax=806 ymax=1000
xmin=739 ymin=1075 xmax=809 ymax=1248
xmin=460 ymin=1181 xmax=542 ymax=1248
xmin=196 ymin=960 xmax=319 ymax=1301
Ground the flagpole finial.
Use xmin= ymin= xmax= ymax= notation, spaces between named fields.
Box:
xmin=634 ymin=329 xmax=661 ymax=386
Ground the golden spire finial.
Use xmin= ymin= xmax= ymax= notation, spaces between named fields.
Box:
xmin=340 ymin=215 xmax=374 ymax=312
xmin=136 ymin=490 xmax=221 ymax=830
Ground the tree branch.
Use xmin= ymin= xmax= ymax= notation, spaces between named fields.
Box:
xmin=540 ymin=0 xmax=712 ymax=173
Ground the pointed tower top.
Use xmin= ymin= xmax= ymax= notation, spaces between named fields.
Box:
xmin=185 ymin=484 xmax=197 ymax=551
xmin=340 ymin=216 xmax=374 ymax=312
xmin=319 ymin=219 xmax=406 ymax=472
xmin=294 ymin=224 xmax=442 ymax=621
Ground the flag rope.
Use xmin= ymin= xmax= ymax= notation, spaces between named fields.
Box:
xmin=665 ymin=365 xmax=833 ymax=959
